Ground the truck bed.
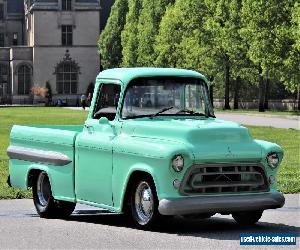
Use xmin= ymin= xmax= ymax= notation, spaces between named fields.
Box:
xmin=8 ymin=125 xmax=82 ymax=202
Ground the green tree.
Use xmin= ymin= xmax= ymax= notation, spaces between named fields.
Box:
xmin=156 ymin=0 xmax=247 ymax=110
xmin=293 ymin=3 xmax=300 ymax=51
xmin=203 ymin=0 xmax=248 ymax=110
xmin=137 ymin=0 xmax=175 ymax=66
xmin=154 ymin=3 xmax=181 ymax=67
xmin=282 ymin=2 xmax=300 ymax=110
xmin=155 ymin=0 xmax=208 ymax=69
xmin=241 ymin=0 xmax=294 ymax=112
xmin=121 ymin=0 xmax=143 ymax=67
xmin=98 ymin=0 xmax=128 ymax=69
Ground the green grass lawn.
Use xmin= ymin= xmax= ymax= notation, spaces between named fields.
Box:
xmin=0 ymin=107 xmax=299 ymax=199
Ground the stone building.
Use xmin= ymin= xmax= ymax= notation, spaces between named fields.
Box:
xmin=0 ymin=0 xmax=103 ymax=105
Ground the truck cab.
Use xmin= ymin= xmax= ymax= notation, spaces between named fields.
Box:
xmin=7 ymin=68 xmax=285 ymax=228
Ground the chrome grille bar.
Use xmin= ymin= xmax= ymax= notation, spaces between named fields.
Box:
xmin=180 ymin=163 xmax=269 ymax=195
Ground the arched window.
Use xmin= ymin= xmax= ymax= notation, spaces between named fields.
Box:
xmin=18 ymin=65 xmax=31 ymax=95
xmin=56 ymin=61 xmax=78 ymax=94
xmin=0 ymin=64 xmax=9 ymax=97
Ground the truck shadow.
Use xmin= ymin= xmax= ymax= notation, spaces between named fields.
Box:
xmin=65 ymin=211 xmax=300 ymax=240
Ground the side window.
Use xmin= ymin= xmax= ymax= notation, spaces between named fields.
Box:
xmin=93 ymin=84 xmax=121 ymax=121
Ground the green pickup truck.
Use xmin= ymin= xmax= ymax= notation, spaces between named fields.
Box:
xmin=7 ymin=68 xmax=284 ymax=228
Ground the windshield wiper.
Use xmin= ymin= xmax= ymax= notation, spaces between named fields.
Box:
xmin=176 ymin=109 xmax=209 ymax=118
xmin=150 ymin=106 xmax=174 ymax=119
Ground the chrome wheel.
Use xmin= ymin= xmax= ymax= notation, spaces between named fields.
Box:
xmin=134 ymin=181 xmax=154 ymax=225
xmin=36 ymin=172 xmax=51 ymax=207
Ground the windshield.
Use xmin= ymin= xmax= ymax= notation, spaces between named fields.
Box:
xmin=121 ymin=77 xmax=214 ymax=119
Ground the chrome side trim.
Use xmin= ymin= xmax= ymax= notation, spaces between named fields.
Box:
xmin=7 ymin=146 xmax=72 ymax=166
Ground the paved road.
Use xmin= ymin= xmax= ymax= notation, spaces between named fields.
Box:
xmin=0 ymin=195 xmax=299 ymax=249
xmin=216 ymin=112 xmax=299 ymax=130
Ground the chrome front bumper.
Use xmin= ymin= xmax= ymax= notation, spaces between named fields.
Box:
xmin=158 ymin=192 xmax=285 ymax=216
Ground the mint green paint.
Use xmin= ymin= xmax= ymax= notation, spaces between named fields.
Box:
xmin=32 ymin=125 xmax=83 ymax=131
xmin=9 ymin=125 xmax=77 ymax=201
xmin=95 ymin=68 xmax=209 ymax=88
xmin=8 ymin=68 xmax=284 ymax=214
xmin=254 ymin=139 xmax=284 ymax=191
xmin=75 ymin=120 xmax=115 ymax=206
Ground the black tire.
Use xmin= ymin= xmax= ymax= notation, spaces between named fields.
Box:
xmin=130 ymin=178 xmax=159 ymax=229
xmin=32 ymin=171 xmax=76 ymax=218
xmin=232 ymin=210 xmax=263 ymax=225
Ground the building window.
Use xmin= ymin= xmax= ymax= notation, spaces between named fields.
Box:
xmin=13 ymin=33 xmax=18 ymax=46
xmin=56 ymin=62 xmax=78 ymax=94
xmin=0 ymin=64 xmax=8 ymax=96
xmin=0 ymin=33 xmax=4 ymax=47
xmin=0 ymin=4 xmax=4 ymax=21
xmin=18 ymin=65 xmax=31 ymax=95
xmin=62 ymin=0 xmax=72 ymax=11
xmin=62 ymin=25 xmax=72 ymax=46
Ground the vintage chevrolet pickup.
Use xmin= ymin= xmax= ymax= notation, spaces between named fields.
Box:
xmin=7 ymin=68 xmax=285 ymax=228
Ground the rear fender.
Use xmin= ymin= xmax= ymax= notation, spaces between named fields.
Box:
xmin=26 ymin=164 xmax=75 ymax=202
xmin=26 ymin=165 xmax=53 ymax=189
xmin=9 ymin=160 xmax=75 ymax=202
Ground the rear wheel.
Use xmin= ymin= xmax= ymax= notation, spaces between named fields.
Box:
xmin=33 ymin=171 xmax=75 ymax=218
xmin=232 ymin=210 xmax=263 ymax=225
xmin=131 ymin=178 xmax=159 ymax=229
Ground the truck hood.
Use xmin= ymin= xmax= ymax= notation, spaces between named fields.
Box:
xmin=121 ymin=117 xmax=262 ymax=162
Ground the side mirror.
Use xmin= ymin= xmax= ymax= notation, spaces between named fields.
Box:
xmin=99 ymin=117 xmax=109 ymax=125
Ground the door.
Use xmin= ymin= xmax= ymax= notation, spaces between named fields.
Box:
xmin=75 ymin=83 xmax=121 ymax=206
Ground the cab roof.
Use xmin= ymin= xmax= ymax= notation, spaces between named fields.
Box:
xmin=96 ymin=68 xmax=208 ymax=86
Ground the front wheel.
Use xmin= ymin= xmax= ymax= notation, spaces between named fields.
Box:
xmin=33 ymin=171 xmax=76 ymax=218
xmin=131 ymin=179 xmax=159 ymax=229
xmin=232 ymin=210 xmax=263 ymax=225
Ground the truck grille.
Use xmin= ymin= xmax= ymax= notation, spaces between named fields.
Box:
xmin=180 ymin=163 xmax=269 ymax=195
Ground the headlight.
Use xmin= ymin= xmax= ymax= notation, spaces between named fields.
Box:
xmin=172 ymin=155 xmax=184 ymax=172
xmin=267 ymin=152 xmax=279 ymax=168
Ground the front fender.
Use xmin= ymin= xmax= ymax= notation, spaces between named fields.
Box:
xmin=255 ymin=139 xmax=284 ymax=191
xmin=118 ymin=163 xmax=157 ymax=211
xmin=112 ymin=148 xmax=194 ymax=212
xmin=255 ymin=139 xmax=284 ymax=163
